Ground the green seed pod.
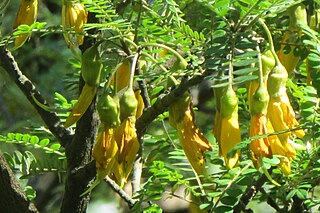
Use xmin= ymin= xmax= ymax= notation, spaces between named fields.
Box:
xmin=220 ymin=85 xmax=238 ymax=118
xmin=98 ymin=94 xmax=120 ymax=127
xmin=250 ymin=84 xmax=269 ymax=115
xmin=119 ymin=88 xmax=138 ymax=120
xmin=81 ymin=43 xmax=103 ymax=87
xmin=267 ymin=63 xmax=288 ymax=98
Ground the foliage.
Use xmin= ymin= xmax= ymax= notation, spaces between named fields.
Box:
xmin=0 ymin=0 xmax=320 ymax=212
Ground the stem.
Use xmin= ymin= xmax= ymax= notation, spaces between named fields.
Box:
xmin=141 ymin=43 xmax=186 ymax=65
xmin=235 ymin=0 xmax=263 ymax=31
xmin=129 ymin=52 xmax=140 ymax=89
xmin=256 ymin=46 xmax=264 ymax=86
xmin=140 ymin=52 xmax=178 ymax=85
xmin=258 ymin=18 xmax=281 ymax=65
xmin=213 ymin=162 xmax=253 ymax=210
xmin=140 ymin=52 xmax=169 ymax=73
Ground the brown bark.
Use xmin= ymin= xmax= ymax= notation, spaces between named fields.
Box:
xmin=0 ymin=150 xmax=38 ymax=213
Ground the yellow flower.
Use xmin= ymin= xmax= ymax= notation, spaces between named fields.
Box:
xmin=13 ymin=0 xmax=38 ymax=49
xmin=176 ymin=105 xmax=212 ymax=174
xmin=267 ymin=121 xmax=295 ymax=175
xmin=62 ymin=0 xmax=87 ymax=47
xmin=267 ymin=94 xmax=305 ymax=143
xmin=220 ymin=114 xmax=241 ymax=169
xmin=134 ymin=90 xmax=144 ymax=119
xmin=214 ymin=85 xmax=241 ymax=169
xmin=250 ymin=114 xmax=272 ymax=168
xmin=64 ymin=83 xmax=97 ymax=128
xmin=112 ymin=117 xmax=139 ymax=187
xmin=92 ymin=124 xmax=118 ymax=179
xmin=169 ymin=93 xmax=212 ymax=174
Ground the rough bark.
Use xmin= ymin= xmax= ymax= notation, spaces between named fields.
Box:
xmin=0 ymin=150 xmax=38 ymax=213
xmin=0 ymin=47 xmax=72 ymax=146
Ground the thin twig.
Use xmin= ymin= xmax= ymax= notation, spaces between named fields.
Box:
xmin=104 ymin=176 xmax=136 ymax=208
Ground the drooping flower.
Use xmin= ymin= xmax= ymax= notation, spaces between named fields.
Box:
xmin=267 ymin=121 xmax=295 ymax=175
xmin=250 ymin=114 xmax=272 ymax=168
xmin=213 ymin=85 xmax=241 ymax=169
xmin=169 ymin=93 xmax=212 ymax=174
xmin=62 ymin=0 xmax=87 ymax=47
xmin=112 ymin=116 xmax=139 ymax=187
xmin=267 ymin=94 xmax=305 ymax=142
xmin=93 ymin=124 xmax=118 ymax=179
xmin=267 ymin=62 xmax=305 ymax=143
xmin=13 ymin=0 xmax=38 ymax=49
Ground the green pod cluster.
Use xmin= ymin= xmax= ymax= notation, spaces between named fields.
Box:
xmin=119 ymin=88 xmax=138 ymax=120
xmin=220 ymin=85 xmax=238 ymax=118
xmin=81 ymin=43 xmax=103 ymax=87
xmin=98 ymin=94 xmax=120 ymax=127
xmin=250 ymin=84 xmax=269 ymax=115
xmin=267 ymin=63 xmax=288 ymax=98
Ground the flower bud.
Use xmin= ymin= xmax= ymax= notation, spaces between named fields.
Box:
xmin=98 ymin=94 xmax=120 ymax=127
xmin=119 ymin=88 xmax=138 ymax=120
xmin=81 ymin=43 xmax=103 ymax=87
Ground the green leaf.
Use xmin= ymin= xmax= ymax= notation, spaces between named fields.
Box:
xmin=199 ymin=203 xmax=211 ymax=210
xmin=39 ymin=138 xmax=50 ymax=147
xmin=30 ymin=136 xmax=39 ymax=145
xmin=220 ymin=196 xmax=238 ymax=206
xmin=50 ymin=143 xmax=61 ymax=151
xmin=215 ymin=205 xmax=233 ymax=213
xmin=24 ymin=186 xmax=36 ymax=201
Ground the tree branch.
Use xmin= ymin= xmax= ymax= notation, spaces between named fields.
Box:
xmin=105 ymin=176 xmax=136 ymax=208
xmin=233 ymin=174 xmax=267 ymax=213
xmin=0 ymin=47 xmax=72 ymax=147
xmin=0 ymin=150 xmax=39 ymax=213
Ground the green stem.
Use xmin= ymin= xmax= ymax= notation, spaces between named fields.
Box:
xmin=123 ymin=37 xmax=139 ymax=50
xmin=140 ymin=52 xmax=178 ymax=85
xmin=129 ymin=53 xmax=139 ymax=89
xmin=258 ymin=18 xmax=281 ymax=65
xmin=257 ymin=46 xmax=264 ymax=86
xmin=141 ymin=43 xmax=186 ymax=66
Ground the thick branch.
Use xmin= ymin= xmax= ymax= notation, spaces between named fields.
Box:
xmin=0 ymin=47 xmax=72 ymax=147
xmin=0 ymin=150 xmax=38 ymax=213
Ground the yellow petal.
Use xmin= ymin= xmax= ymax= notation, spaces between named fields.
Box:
xmin=134 ymin=90 xmax=144 ymax=119
xmin=64 ymin=83 xmax=97 ymax=128
xmin=93 ymin=125 xmax=118 ymax=179
xmin=250 ymin=114 xmax=271 ymax=161
xmin=220 ymin=115 xmax=241 ymax=169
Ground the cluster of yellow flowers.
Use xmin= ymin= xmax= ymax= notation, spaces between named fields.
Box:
xmin=13 ymin=0 xmax=87 ymax=49
xmin=92 ymin=62 xmax=144 ymax=187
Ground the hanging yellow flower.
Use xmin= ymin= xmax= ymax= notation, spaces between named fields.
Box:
xmin=267 ymin=94 xmax=305 ymax=142
xmin=267 ymin=62 xmax=305 ymax=143
xmin=62 ymin=0 xmax=87 ymax=47
xmin=93 ymin=124 xmax=118 ymax=179
xmin=13 ymin=0 xmax=38 ymax=49
xmin=250 ymin=114 xmax=272 ymax=168
xmin=214 ymin=85 xmax=241 ymax=169
xmin=169 ymin=93 xmax=212 ymax=174
xmin=112 ymin=116 xmax=140 ymax=187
